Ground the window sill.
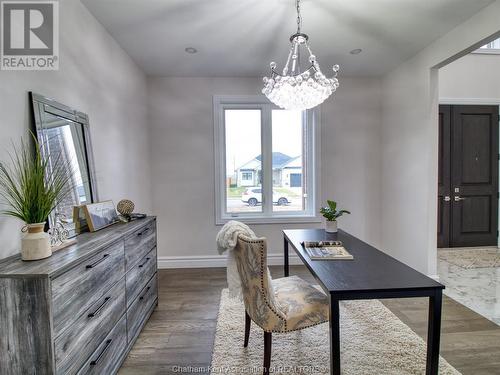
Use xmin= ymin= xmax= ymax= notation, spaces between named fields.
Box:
xmin=216 ymin=215 xmax=322 ymax=225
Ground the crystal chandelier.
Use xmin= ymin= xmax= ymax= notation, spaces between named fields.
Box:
xmin=262 ymin=0 xmax=339 ymax=111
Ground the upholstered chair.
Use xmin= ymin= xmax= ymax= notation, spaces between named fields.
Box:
xmin=234 ymin=234 xmax=330 ymax=375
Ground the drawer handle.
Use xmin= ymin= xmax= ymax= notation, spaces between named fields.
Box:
xmin=88 ymin=297 xmax=111 ymax=318
xmin=138 ymin=257 xmax=151 ymax=268
xmin=137 ymin=227 xmax=150 ymax=237
xmin=90 ymin=339 xmax=112 ymax=366
xmin=139 ymin=286 xmax=151 ymax=301
xmin=86 ymin=254 xmax=110 ymax=269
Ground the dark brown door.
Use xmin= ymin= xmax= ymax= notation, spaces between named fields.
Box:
xmin=438 ymin=105 xmax=451 ymax=247
xmin=438 ymin=105 xmax=499 ymax=247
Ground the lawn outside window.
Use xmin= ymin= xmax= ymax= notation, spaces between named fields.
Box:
xmin=214 ymin=95 xmax=321 ymax=224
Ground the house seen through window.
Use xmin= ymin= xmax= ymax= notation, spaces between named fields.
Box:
xmin=215 ymin=96 xmax=318 ymax=223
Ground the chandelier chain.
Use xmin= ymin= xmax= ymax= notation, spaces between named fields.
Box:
xmin=296 ymin=0 xmax=302 ymax=34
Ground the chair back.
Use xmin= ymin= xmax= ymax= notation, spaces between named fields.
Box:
xmin=234 ymin=234 xmax=286 ymax=332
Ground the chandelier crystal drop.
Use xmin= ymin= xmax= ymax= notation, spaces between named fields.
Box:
xmin=262 ymin=0 xmax=339 ymax=111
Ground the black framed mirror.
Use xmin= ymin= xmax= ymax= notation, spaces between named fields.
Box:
xmin=30 ymin=92 xmax=98 ymax=237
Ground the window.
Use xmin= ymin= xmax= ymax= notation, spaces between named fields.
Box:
xmin=473 ymin=38 xmax=500 ymax=54
xmin=214 ymin=95 xmax=320 ymax=224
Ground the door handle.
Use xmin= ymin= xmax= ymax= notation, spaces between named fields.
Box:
xmin=443 ymin=196 xmax=451 ymax=202
xmin=454 ymin=196 xmax=466 ymax=202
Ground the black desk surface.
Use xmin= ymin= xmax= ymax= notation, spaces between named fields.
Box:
xmin=284 ymin=229 xmax=444 ymax=295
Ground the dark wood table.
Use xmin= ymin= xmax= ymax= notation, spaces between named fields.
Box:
xmin=283 ymin=229 xmax=445 ymax=375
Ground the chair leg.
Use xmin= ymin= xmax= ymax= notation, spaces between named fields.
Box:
xmin=263 ymin=331 xmax=272 ymax=375
xmin=244 ymin=311 xmax=251 ymax=347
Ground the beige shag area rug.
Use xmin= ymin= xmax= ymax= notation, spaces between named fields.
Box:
xmin=438 ymin=248 xmax=500 ymax=269
xmin=211 ymin=289 xmax=460 ymax=375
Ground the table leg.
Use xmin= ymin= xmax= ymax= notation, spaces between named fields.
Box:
xmin=284 ymin=238 xmax=289 ymax=277
xmin=426 ymin=290 xmax=442 ymax=375
xmin=329 ymin=296 xmax=341 ymax=375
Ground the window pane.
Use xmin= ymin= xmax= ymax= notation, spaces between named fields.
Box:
xmin=480 ymin=38 xmax=500 ymax=49
xmin=272 ymin=110 xmax=305 ymax=212
xmin=225 ymin=109 xmax=262 ymax=214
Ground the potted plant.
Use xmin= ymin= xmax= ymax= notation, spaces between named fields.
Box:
xmin=320 ymin=200 xmax=350 ymax=233
xmin=0 ymin=135 xmax=73 ymax=261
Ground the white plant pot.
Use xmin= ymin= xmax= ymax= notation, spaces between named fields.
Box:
xmin=325 ymin=220 xmax=338 ymax=233
xmin=21 ymin=223 xmax=51 ymax=261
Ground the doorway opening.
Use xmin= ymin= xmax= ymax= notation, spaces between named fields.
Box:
xmin=436 ymin=39 xmax=500 ymax=325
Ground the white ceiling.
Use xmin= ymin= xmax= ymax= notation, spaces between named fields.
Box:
xmin=82 ymin=0 xmax=495 ymax=77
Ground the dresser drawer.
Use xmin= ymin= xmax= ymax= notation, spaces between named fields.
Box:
xmin=125 ymin=220 xmax=156 ymax=271
xmin=52 ymin=241 xmax=125 ymax=337
xmin=127 ymin=273 xmax=157 ymax=342
xmin=126 ymin=247 xmax=157 ymax=307
xmin=77 ymin=315 xmax=127 ymax=375
xmin=55 ymin=278 xmax=126 ymax=375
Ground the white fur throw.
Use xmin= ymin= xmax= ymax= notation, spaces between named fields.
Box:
xmin=216 ymin=221 xmax=256 ymax=299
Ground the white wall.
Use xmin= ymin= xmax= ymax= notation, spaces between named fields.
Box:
xmin=0 ymin=0 xmax=152 ymax=259
xmin=381 ymin=0 xmax=500 ymax=275
xmin=148 ymin=77 xmax=382 ymax=265
xmin=440 ymin=53 xmax=500 ymax=101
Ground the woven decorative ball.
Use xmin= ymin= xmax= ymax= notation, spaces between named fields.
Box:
xmin=117 ymin=199 xmax=135 ymax=216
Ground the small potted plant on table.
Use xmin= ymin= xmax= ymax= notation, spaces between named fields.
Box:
xmin=0 ymin=136 xmax=73 ymax=261
xmin=320 ymin=200 xmax=350 ymax=233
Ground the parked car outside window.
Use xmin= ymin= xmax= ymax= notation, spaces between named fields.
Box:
xmin=241 ymin=187 xmax=291 ymax=206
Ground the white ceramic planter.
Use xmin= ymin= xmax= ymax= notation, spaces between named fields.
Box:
xmin=325 ymin=220 xmax=338 ymax=233
xmin=21 ymin=223 xmax=51 ymax=261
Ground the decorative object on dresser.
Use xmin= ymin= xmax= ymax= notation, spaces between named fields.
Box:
xmin=0 ymin=134 xmax=74 ymax=261
xmin=116 ymin=199 xmax=147 ymax=222
xmin=320 ymin=200 xmax=350 ymax=233
xmin=73 ymin=205 xmax=89 ymax=234
xmin=31 ymin=92 xmax=99 ymax=239
xmin=117 ymin=199 xmax=135 ymax=221
xmin=0 ymin=217 xmax=158 ymax=375
xmin=83 ymin=200 xmax=120 ymax=232
xmin=130 ymin=213 xmax=147 ymax=219
xmin=48 ymin=213 xmax=77 ymax=252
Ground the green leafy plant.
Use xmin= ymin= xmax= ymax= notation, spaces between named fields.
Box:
xmin=320 ymin=200 xmax=351 ymax=222
xmin=0 ymin=134 xmax=74 ymax=224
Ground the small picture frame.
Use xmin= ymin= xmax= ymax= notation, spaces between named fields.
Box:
xmin=83 ymin=201 xmax=119 ymax=232
xmin=73 ymin=205 xmax=89 ymax=234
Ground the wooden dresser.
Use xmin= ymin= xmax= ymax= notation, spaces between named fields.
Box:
xmin=0 ymin=217 xmax=158 ymax=375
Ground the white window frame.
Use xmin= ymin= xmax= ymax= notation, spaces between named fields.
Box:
xmin=472 ymin=38 xmax=500 ymax=55
xmin=214 ymin=95 xmax=321 ymax=224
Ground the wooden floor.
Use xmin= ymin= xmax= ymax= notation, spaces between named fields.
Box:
xmin=119 ymin=266 xmax=500 ymax=375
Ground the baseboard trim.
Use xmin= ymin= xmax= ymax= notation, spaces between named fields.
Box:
xmin=158 ymin=253 xmax=303 ymax=269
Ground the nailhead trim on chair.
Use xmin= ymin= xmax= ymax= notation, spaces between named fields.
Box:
xmin=275 ymin=319 xmax=328 ymax=333
xmin=239 ymin=236 xmax=287 ymax=332
xmin=259 ymin=241 xmax=288 ymax=332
